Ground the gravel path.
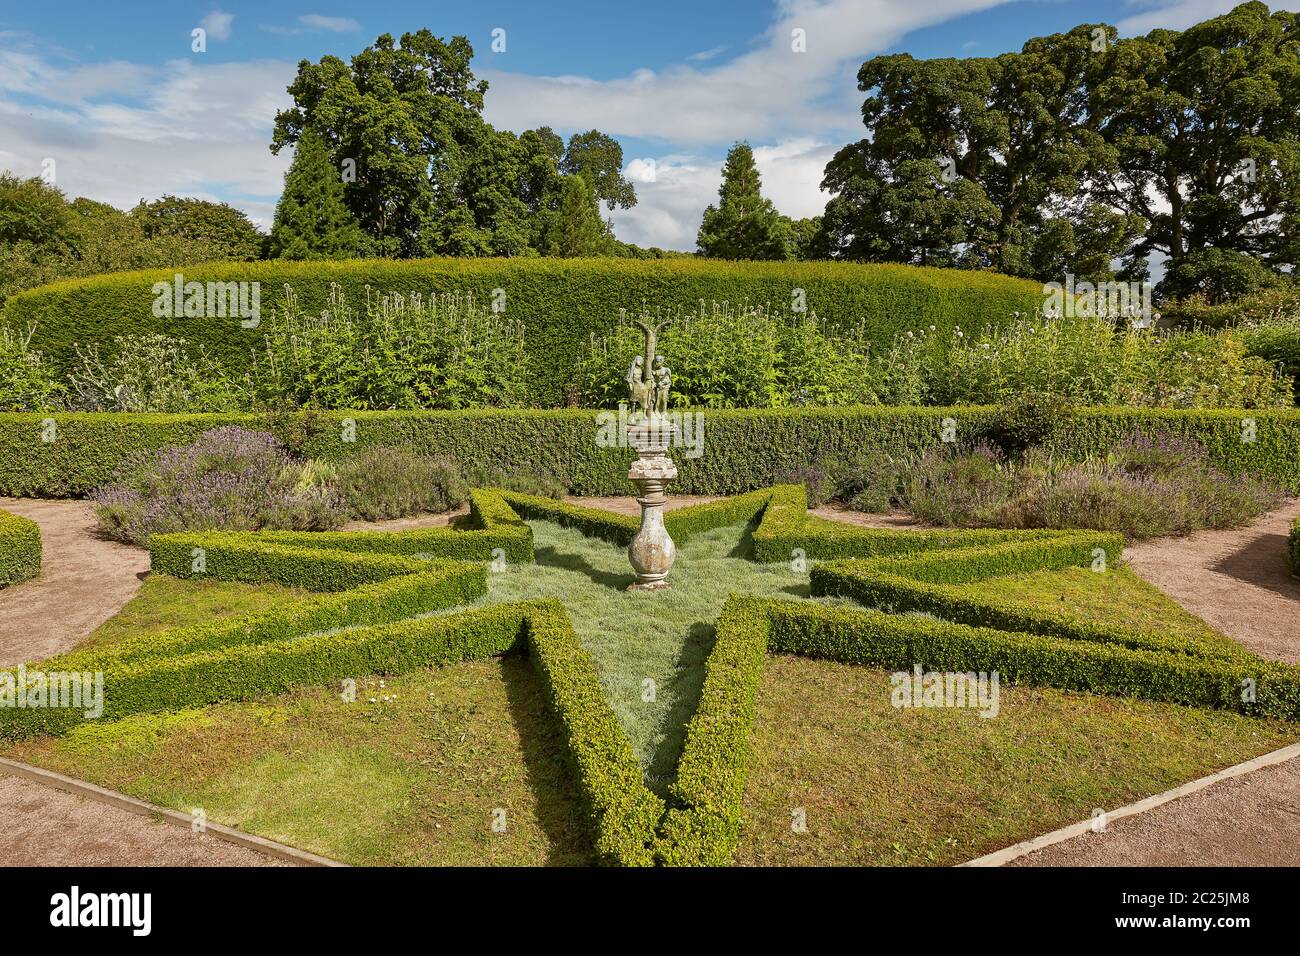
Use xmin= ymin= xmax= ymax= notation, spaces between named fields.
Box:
xmin=0 ymin=773 xmax=284 ymax=867
xmin=1123 ymin=499 xmax=1300 ymax=663
xmin=1010 ymin=755 xmax=1300 ymax=866
xmin=0 ymin=498 xmax=148 ymax=666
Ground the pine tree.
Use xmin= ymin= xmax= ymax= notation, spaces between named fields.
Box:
xmin=270 ymin=128 xmax=363 ymax=260
xmin=537 ymin=174 xmax=611 ymax=257
xmin=696 ymin=142 xmax=791 ymax=260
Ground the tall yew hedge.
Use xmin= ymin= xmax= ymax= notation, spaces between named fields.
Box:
xmin=1 ymin=258 xmax=1044 ymax=406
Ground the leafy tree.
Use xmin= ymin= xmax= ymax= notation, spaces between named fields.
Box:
xmin=270 ymin=128 xmax=364 ymax=259
xmin=0 ymin=173 xmax=76 ymax=249
xmin=821 ymin=2 xmax=1299 ymax=294
xmin=271 ymin=30 xmax=631 ymax=259
xmin=0 ymin=175 xmax=225 ymax=306
xmin=697 ymin=142 xmax=791 ymax=260
xmin=1088 ymin=1 xmax=1300 ymax=298
xmin=561 ymin=130 xmax=637 ymax=211
xmin=131 ymin=195 xmax=265 ymax=260
xmin=819 ymin=28 xmax=1135 ymax=281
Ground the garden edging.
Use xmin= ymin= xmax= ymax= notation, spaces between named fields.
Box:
xmin=0 ymin=755 xmax=345 ymax=867
xmin=958 ymin=741 xmax=1300 ymax=867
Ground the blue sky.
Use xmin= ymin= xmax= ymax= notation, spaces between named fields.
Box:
xmin=0 ymin=0 xmax=1286 ymax=249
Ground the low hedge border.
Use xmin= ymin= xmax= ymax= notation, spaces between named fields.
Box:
xmin=43 ymin=572 xmax=480 ymax=672
xmin=523 ymin=599 xmax=664 ymax=865
xmin=648 ymin=489 xmax=1300 ymax=865
xmin=149 ymin=488 xmax=533 ymax=589
xmin=3 ymin=405 xmax=1298 ymax=500
xmin=761 ymin=600 xmax=1300 ymax=720
xmin=0 ymin=507 xmax=40 ymax=588
xmin=5 ymin=484 xmax=1295 ymax=867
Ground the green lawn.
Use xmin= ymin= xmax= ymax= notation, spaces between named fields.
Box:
xmin=6 ymin=516 xmax=1294 ymax=867
xmin=459 ymin=520 xmax=818 ymax=790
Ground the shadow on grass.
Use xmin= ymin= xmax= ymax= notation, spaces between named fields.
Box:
xmin=533 ymin=544 xmax=633 ymax=590
xmin=643 ymin=619 xmax=718 ymax=797
xmin=499 ymin=654 xmax=598 ymax=866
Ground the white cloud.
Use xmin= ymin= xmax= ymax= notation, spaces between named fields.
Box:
xmin=609 ymin=139 xmax=838 ymax=250
xmin=200 ymin=11 xmax=234 ymax=43
xmin=0 ymin=0 xmax=1012 ymax=248
xmin=0 ymin=56 xmax=293 ymax=229
xmin=298 ymin=14 xmax=362 ymax=33
xmin=482 ymin=0 xmax=1010 ymax=145
xmin=1117 ymin=0 xmax=1241 ymax=34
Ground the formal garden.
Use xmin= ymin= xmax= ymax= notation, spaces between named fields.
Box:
xmin=0 ymin=255 xmax=1299 ymax=867
xmin=2 ymin=3 xmax=1299 ymax=870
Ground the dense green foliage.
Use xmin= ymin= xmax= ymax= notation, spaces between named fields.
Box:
xmin=0 ymin=325 xmax=63 ymax=412
xmin=2 ymin=258 xmax=1044 ymax=403
xmin=250 ymin=288 xmax=531 ymax=409
xmin=269 ymin=31 xmax=632 ymax=259
xmin=819 ymin=2 xmax=1300 ymax=296
xmin=3 ymin=405 xmax=1298 ymax=500
xmin=697 ymin=143 xmax=791 ymax=260
xmin=130 ymin=195 xmax=264 ymax=262
xmin=0 ymin=175 xmax=245 ymax=308
xmin=0 ymin=507 xmax=40 ymax=588
xmin=269 ymin=128 xmax=365 ymax=260
xmin=1291 ymin=515 xmax=1300 ymax=575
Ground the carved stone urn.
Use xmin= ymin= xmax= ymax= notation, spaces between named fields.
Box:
xmin=626 ymin=416 xmax=677 ymax=590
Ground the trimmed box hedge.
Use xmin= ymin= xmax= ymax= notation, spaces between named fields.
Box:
xmin=2 ymin=257 xmax=1045 ymax=406
xmin=3 ymin=405 xmax=1298 ymax=500
xmin=0 ymin=507 xmax=40 ymax=588
xmin=4 ymin=484 xmax=1296 ymax=867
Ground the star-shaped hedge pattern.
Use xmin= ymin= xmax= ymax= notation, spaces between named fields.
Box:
xmin=3 ymin=486 xmax=1297 ymax=866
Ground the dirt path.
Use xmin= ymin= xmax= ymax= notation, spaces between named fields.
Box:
xmin=0 ymin=773 xmax=283 ymax=867
xmin=1123 ymin=499 xmax=1300 ymax=663
xmin=0 ymin=498 xmax=148 ymax=667
xmin=1011 ymin=755 xmax=1300 ymax=866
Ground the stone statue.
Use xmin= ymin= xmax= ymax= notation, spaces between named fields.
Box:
xmin=622 ymin=313 xmax=677 ymax=590
xmin=625 ymin=355 xmax=651 ymax=418
xmin=627 ymin=314 xmax=672 ymax=420
xmin=652 ymin=355 xmax=671 ymax=414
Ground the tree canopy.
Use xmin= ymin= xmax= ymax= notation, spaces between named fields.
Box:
xmin=270 ymin=30 xmax=635 ymax=258
xmin=818 ymin=1 xmax=1299 ymax=297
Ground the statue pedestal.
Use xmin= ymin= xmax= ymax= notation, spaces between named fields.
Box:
xmin=626 ymin=418 xmax=677 ymax=591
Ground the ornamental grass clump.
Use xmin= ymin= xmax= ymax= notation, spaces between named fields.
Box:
xmin=334 ymin=446 xmax=468 ymax=521
xmin=93 ymin=426 xmax=348 ymax=545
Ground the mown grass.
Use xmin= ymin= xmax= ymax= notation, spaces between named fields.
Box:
xmin=737 ymin=554 xmax=1297 ymax=865
xmin=736 ymin=657 xmax=1299 ymax=866
xmin=462 ymin=520 xmax=813 ymax=791
xmin=79 ymin=575 xmax=309 ymax=651
xmin=9 ymin=514 xmax=1293 ymax=867
xmin=4 ymin=659 xmax=595 ymax=866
